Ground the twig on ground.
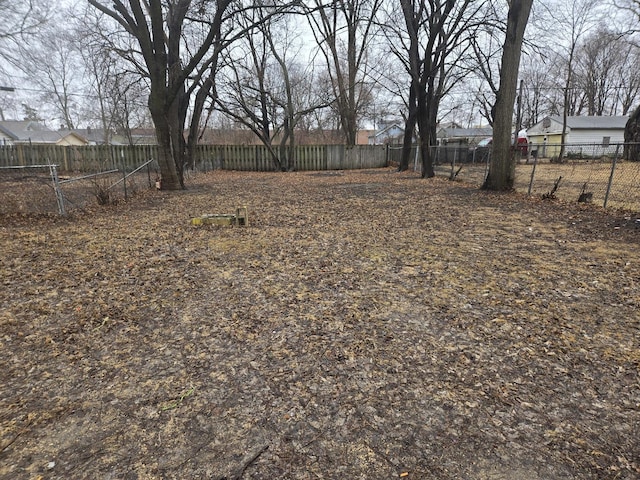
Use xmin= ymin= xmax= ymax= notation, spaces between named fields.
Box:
xmin=229 ymin=444 xmax=269 ymax=480
xmin=0 ymin=419 xmax=32 ymax=453
xmin=542 ymin=176 xmax=562 ymax=199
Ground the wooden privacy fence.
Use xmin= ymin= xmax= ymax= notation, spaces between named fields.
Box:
xmin=0 ymin=144 xmax=158 ymax=172
xmin=0 ymin=144 xmax=389 ymax=172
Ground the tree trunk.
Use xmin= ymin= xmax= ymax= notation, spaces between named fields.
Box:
xmin=417 ymin=101 xmax=434 ymax=178
xmin=148 ymin=91 xmax=181 ymax=190
xmin=417 ymin=79 xmax=439 ymax=179
xmin=399 ymin=82 xmax=418 ymax=171
xmin=557 ymin=51 xmax=574 ymax=164
xmin=186 ymin=77 xmax=214 ymax=171
xmin=624 ymin=104 xmax=640 ymax=161
xmin=483 ymin=0 xmax=533 ymax=191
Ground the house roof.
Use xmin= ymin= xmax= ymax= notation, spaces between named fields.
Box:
xmin=14 ymin=131 xmax=88 ymax=144
xmin=438 ymin=127 xmax=493 ymax=139
xmin=0 ymin=120 xmax=47 ymax=140
xmin=543 ymin=116 xmax=627 ymax=130
xmin=370 ymin=123 xmax=403 ymax=139
xmin=0 ymin=120 xmax=88 ymax=144
xmin=71 ymin=128 xmax=122 ymax=145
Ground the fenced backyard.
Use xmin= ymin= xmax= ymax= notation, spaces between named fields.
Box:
xmin=2 ymin=169 xmax=639 ymax=478
xmin=1 ymin=142 xmax=640 ymax=215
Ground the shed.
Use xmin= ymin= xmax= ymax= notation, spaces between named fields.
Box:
xmin=527 ymin=116 xmax=627 ymax=158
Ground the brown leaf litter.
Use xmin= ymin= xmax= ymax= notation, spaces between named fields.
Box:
xmin=1 ymin=168 xmax=639 ymax=479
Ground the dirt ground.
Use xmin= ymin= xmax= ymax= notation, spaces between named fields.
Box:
xmin=1 ymin=168 xmax=639 ymax=480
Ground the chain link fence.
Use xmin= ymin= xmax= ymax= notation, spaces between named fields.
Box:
xmin=0 ymin=160 xmax=158 ymax=216
xmin=514 ymin=144 xmax=640 ymax=211
xmin=389 ymin=143 xmax=640 ymax=213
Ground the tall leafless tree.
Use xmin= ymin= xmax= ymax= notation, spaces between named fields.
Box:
xmin=575 ymin=28 xmax=631 ymax=116
xmin=385 ymin=0 xmax=486 ymax=177
xmin=0 ymin=0 xmax=50 ymax=70
xmin=215 ymin=7 xmax=332 ymax=170
xmin=518 ymin=55 xmax=550 ymax=128
xmin=0 ymin=0 xmax=51 ymax=120
xmin=483 ymin=0 xmax=533 ymax=191
xmin=614 ymin=47 xmax=640 ymax=115
xmin=468 ymin=2 xmax=506 ymax=126
xmin=544 ymin=0 xmax=600 ymax=162
xmin=87 ymin=0 xmax=232 ymax=189
xmin=88 ymin=0 xmax=302 ymax=189
xmin=17 ymin=24 xmax=84 ymax=130
xmin=74 ymin=7 xmax=150 ymax=144
xmin=305 ymin=0 xmax=383 ymax=145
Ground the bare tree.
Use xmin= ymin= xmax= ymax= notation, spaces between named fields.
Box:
xmin=0 ymin=0 xmax=51 ymax=120
xmin=215 ymin=7 xmax=331 ymax=170
xmin=519 ymin=55 xmax=551 ymax=128
xmin=613 ymin=46 xmax=640 ymax=115
xmin=87 ymin=0 xmax=269 ymax=189
xmin=70 ymin=7 xmax=150 ymax=144
xmin=573 ymin=28 xmax=626 ymax=116
xmin=88 ymin=0 xmax=214 ymax=188
xmin=543 ymin=0 xmax=601 ymax=162
xmin=617 ymin=0 xmax=640 ymax=159
xmin=384 ymin=0 xmax=486 ymax=176
xmin=17 ymin=23 xmax=84 ymax=130
xmin=88 ymin=0 xmax=303 ymax=189
xmin=305 ymin=0 xmax=383 ymax=145
xmin=0 ymin=0 xmax=50 ymax=70
xmin=483 ymin=0 xmax=533 ymax=191
xmin=468 ymin=2 xmax=506 ymax=126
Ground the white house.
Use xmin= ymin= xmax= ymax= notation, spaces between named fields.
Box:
xmin=527 ymin=115 xmax=627 ymax=158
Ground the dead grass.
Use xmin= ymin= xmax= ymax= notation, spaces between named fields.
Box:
xmin=1 ymin=168 xmax=639 ymax=479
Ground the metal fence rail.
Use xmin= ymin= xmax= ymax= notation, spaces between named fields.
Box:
xmin=0 ymin=160 xmax=157 ymax=216
xmin=0 ymin=165 xmax=63 ymax=215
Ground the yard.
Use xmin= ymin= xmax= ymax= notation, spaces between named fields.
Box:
xmin=1 ymin=168 xmax=639 ymax=479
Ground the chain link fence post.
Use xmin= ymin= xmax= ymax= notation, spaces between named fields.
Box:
xmin=528 ymin=151 xmax=538 ymax=196
xmin=483 ymin=148 xmax=491 ymax=184
xmin=603 ymin=144 xmax=620 ymax=209
xmin=121 ymin=151 xmax=128 ymax=202
xmin=49 ymin=164 xmax=66 ymax=216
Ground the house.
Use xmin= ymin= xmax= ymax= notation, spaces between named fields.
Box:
xmin=526 ymin=115 xmax=628 ymax=158
xmin=0 ymin=120 xmax=88 ymax=146
xmin=436 ymin=127 xmax=493 ymax=147
xmin=356 ymin=129 xmax=374 ymax=145
xmin=368 ymin=122 xmax=405 ymax=145
xmin=71 ymin=128 xmax=128 ymax=145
